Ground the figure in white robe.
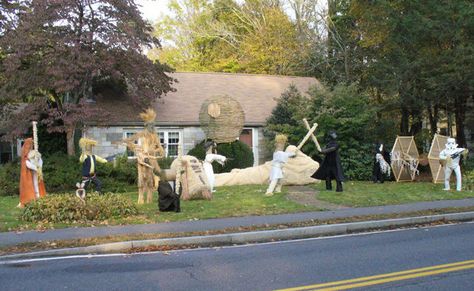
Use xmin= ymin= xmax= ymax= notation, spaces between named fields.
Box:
xmin=439 ymin=138 xmax=469 ymax=191
xmin=203 ymin=141 xmax=226 ymax=192
xmin=265 ymin=134 xmax=296 ymax=196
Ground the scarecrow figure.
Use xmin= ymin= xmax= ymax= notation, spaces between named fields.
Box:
xmin=123 ymin=108 xmax=164 ymax=204
xmin=79 ymin=137 xmax=107 ymax=194
xmin=311 ymin=130 xmax=344 ymax=192
xmin=265 ymin=134 xmax=296 ymax=196
xmin=439 ymin=137 xmax=469 ymax=191
xmin=203 ymin=140 xmax=226 ymax=192
xmin=372 ymin=142 xmax=391 ymax=183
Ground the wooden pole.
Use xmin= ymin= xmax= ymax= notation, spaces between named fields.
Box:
xmin=303 ymin=118 xmax=322 ymax=151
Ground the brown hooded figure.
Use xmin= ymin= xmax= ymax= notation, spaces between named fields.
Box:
xmin=19 ymin=138 xmax=46 ymax=207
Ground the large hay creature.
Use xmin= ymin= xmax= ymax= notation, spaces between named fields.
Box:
xmin=123 ymin=108 xmax=164 ymax=204
xmin=169 ymin=155 xmax=212 ymax=200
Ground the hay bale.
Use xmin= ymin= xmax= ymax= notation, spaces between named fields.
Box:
xmin=199 ymin=95 xmax=245 ymax=143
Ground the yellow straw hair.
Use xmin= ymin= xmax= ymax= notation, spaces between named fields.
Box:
xmin=139 ymin=108 xmax=157 ymax=123
xmin=79 ymin=137 xmax=97 ymax=148
xmin=275 ymin=134 xmax=288 ymax=145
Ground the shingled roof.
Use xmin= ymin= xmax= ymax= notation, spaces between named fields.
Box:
xmin=98 ymin=72 xmax=320 ymax=126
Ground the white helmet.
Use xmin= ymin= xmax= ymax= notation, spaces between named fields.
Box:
xmin=445 ymin=138 xmax=458 ymax=150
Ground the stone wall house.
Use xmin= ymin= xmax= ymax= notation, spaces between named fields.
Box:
xmin=84 ymin=72 xmax=320 ymax=165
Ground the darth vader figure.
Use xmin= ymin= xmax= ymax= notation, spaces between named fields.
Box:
xmin=311 ymin=130 xmax=344 ymax=192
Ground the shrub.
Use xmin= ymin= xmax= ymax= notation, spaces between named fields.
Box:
xmin=21 ymin=193 xmax=138 ymax=223
xmin=188 ymin=140 xmax=254 ymax=173
xmin=0 ymin=161 xmax=20 ymax=196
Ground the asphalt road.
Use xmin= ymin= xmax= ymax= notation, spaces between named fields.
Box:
xmin=1 ymin=222 xmax=474 ymax=291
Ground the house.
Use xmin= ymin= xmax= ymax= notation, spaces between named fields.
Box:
xmin=84 ymin=72 xmax=320 ymax=165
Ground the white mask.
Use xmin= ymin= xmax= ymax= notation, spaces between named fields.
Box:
xmin=445 ymin=138 xmax=458 ymax=150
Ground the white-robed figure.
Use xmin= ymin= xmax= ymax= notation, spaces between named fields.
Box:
xmin=439 ymin=137 xmax=469 ymax=191
xmin=203 ymin=141 xmax=226 ymax=192
xmin=265 ymin=134 xmax=296 ymax=196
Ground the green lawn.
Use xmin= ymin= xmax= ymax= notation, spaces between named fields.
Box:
xmin=1 ymin=181 xmax=474 ymax=233
xmin=313 ymin=181 xmax=474 ymax=207
xmin=0 ymin=184 xmax=319 ymax=232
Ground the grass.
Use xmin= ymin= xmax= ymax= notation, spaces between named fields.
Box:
xmin=1 ymin=181 xmax=474 ymax=233
xmin=0 ymin=184 xmax=319 ymax=232
xmin=312 ymin=181 xmax=474 ymax=207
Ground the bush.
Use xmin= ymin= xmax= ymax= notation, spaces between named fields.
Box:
xmin=0 ymin=161 xmax=20 ymax=196
xmin=188 ymin=140 xmax=254 ymax=173
xmin=21 ymin=193 xmax=138 ymax=223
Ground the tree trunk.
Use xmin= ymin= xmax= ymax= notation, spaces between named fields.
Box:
xmin=66 ymin=127 xmax=76 ymax=156
xmin=454 ymin=94 xmax=467 ymax=147
xmin=400 ymin=106 xmax=409 ymax=135
xmin=427 ymin=103 xmax=439 ymax=137
xmin=409 ymin=109 xmax=423 ymax=136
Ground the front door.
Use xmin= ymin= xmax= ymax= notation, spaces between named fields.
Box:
xmin=239 ymin=129 xmax=253 ymax=148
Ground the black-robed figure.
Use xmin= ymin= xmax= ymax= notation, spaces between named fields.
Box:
xmin=311 ymin=130 xmax=344 ymax=192
xmin=157 ymin=181 xmax=181 ymax=212
xmin=372 ymin=143 xmax=391 ymax=183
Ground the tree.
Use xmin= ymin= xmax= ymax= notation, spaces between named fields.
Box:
xmin=0 ymin=0 xmax=174 ymax=155
xmin=150 ymin=0 xmax=309 ymax=75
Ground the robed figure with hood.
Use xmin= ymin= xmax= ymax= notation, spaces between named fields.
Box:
xmin=311 ymin=130 xmax=344 ymax=192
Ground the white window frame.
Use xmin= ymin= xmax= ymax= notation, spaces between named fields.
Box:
xmin=123 ymin=128 xmax=182 ymax=159
xmin=158 ymin=129 xmax=182 ymax=158
xmin=123 ymin=130 xmax=140 ymax=159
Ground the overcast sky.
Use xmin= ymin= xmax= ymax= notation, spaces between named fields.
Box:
xmin=136 ymin=0 xmax=170 ymax=22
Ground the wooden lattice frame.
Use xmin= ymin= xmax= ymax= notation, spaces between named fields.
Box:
xmin=390 ymin=136 xmax=419 ymax=182
xmin=428 ymin=133 xmax=449 ymax=184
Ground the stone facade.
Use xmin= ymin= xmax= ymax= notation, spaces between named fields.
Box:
xmin=84 ymin=126 xmax=264 ymax=165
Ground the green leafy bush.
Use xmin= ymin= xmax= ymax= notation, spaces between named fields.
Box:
xmin=21 ymin=193 xmax=138 ymax=223
xmin=0 ymin=161 xmax=20 ymax=196
xmin=188 ymin=140 xmax=254 ymax=173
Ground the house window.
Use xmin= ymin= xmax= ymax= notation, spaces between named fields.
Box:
xmin=158 ymin=130 xmax=181 ymax=157
xmin=124 ymin=132 xmax=138 ymax=158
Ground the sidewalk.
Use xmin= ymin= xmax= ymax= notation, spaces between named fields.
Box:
xmin=2 ymin=198 xmax=474 ymax=248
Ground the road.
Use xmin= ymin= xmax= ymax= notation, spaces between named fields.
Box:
xmin=1 ymin=222 xmax=474 ymax=290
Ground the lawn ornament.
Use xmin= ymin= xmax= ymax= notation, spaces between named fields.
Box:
xmin=439 ymin=137 xmax=469 ymax=191
xmin=372 ymin=143 xmax=391 ymax=183
xmin=390 ymin=136 xmax=419 ymax=182
xmin=75 ymin=180 xmax=87 ymax=201
xmin=79 ymin=137 xmax=107 ymax=194
xmin=311 ymin=130 xmax=344 ymax=192
xmin=428 ymin=134 xmax=449 ymax=183
xmin=18 ymin=121 xmax=47 ymax=208
xmin=122 ymin=108 xmax=164 ymax=204
xmin=265 ymin=135 xmax=297 ymax=196
xmin=203 ymin=140 xmax=226 ymax=193
xmin=169 ymin=155 xmax=212 ymax=200
xmin=199 ymin=95 xmax=245 ymax=143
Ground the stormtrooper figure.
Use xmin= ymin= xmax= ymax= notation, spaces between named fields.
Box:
xmin=203 ymin=140 xmax=226 ymax=193
xmin=439 ymin=138 xmax=469 ymax=191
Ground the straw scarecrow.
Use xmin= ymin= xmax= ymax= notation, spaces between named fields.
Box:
xmin=79 ymin=137 xmax=107 ymax=194
xmin=18 ymin=121 xmax=46 ymax=207
xmin=123 ymin=108 xmax=164 ymax=204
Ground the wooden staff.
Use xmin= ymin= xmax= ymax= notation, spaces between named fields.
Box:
xmin=303 ymin=118 xmax=322 ymax=152
xmin=297 ymin=123 xmax=318 ymax=150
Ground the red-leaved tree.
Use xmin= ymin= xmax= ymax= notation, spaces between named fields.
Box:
xmin=0 ymin=0 xmax=174 ymax=155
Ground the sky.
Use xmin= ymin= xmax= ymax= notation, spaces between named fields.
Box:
xmin=136 ymin=0 xmax=170 ymax=23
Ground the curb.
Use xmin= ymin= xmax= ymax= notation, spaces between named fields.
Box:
xmin=2 ymin=211 xmax=474 ymax=261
